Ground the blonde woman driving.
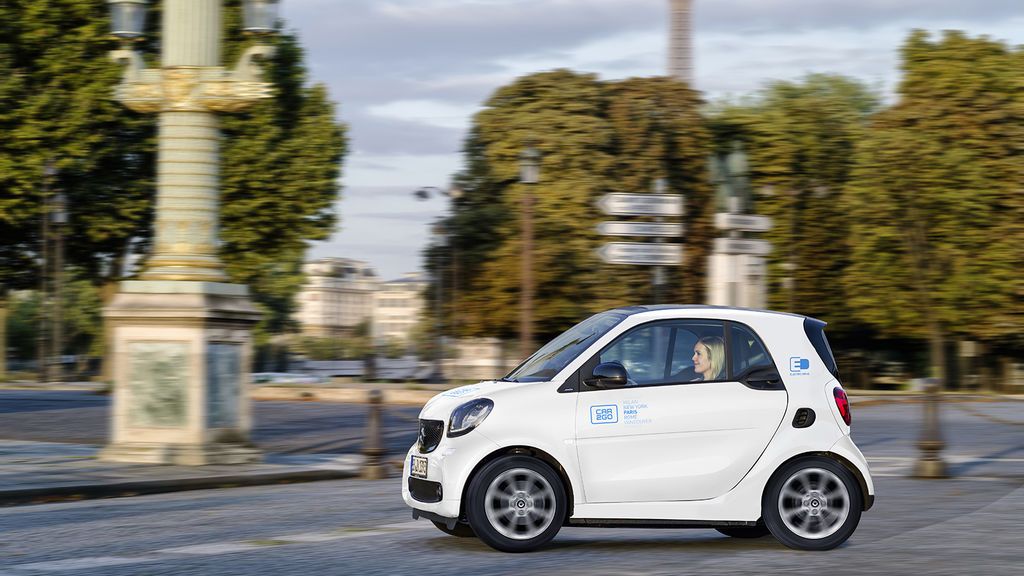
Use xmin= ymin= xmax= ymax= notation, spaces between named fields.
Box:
xmin=692 ymin=336 xmax=725 ymax=381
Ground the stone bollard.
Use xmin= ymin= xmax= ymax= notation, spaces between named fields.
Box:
xmin=913 ymin=378 xmax=948 ymax=478
xmin=361 ymin=389 xmax=388 ymax=480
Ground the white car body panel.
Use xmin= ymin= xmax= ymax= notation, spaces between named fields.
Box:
xmin=402 ymin=306 xmax=874 ymax=525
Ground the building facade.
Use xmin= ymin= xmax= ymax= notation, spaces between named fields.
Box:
xmin=294 ymin=258 xmax=380 ymax=336
xmin=373 ymin=272 xmax=427 ymax=345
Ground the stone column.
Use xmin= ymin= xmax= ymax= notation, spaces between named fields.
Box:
xmin=101 ymin=0 xmax=271 ymax=465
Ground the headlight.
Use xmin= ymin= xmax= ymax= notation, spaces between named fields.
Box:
xmin=448 ymin=398 xmax=494 ymax=437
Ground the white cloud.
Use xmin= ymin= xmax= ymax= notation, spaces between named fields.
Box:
xmin=367 ymin=100 xmax=481 ymax=130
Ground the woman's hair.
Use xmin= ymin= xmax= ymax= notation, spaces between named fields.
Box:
xmin=697 ymin=336 xmax=726 ymax=380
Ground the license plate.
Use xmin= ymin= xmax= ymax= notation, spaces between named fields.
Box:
xmin=410 ymin=455 xmax=428 ymax=479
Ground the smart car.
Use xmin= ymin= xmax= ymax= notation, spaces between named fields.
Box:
xmin=403 ymin=305 xmax=873 ymax=552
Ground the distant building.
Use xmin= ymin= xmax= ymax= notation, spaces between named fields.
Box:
xmin=373 ymin=273 xmax=428 ymax=345
xmin=294 ymin=258 xmax=379 ymax=336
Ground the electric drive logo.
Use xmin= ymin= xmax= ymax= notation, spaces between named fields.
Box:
xmin=790 ymin=357 xmax=811 ymax=375
xmin=590 ymin=405 xmax=619 ymax=424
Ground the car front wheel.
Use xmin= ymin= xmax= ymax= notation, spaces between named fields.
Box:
xmin=763 ymin=456 xmax=863 ymax=551
xmin=465 ymin=455 xmax=566 ymax=552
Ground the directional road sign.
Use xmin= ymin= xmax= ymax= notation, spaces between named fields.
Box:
xmin=714 ymin=213 xmax=773 ymax=232
xmin=598 ymin=193 xmax=684 ymax=217
xmin=597 ymin=221 xmax=685 ymax=237
xmin=597 ymin=242 xmax=683 ymax=266
xmin=713 ymin=238 xmax=772 ymax=256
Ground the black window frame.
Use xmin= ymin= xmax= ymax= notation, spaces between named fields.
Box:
xmin=577 ymin=319 xmax=729 ymax=391
xmin=573 ymin=318 xmax=785 ymax=392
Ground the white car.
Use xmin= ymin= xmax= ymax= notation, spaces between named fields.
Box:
xmin=403 ymin=305 xmax=873 ymax=552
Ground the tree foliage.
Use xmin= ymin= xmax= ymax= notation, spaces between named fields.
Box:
xmin=442 ymin=71 xmax=712 ymax=342
xmin=842 ymin=31 xmax=1024 ymax=357
xmin=0 ymin=1 xmax=347 ymax=346
xmin=709 ymin=74 xmax=879 ymax=335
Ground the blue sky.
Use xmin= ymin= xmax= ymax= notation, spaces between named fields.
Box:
xmin=279 ymin=0 xmax=1024 ymax=280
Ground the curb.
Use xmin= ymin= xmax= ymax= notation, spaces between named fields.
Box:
xmin=0 ymin=468 xmax=359 ymax=507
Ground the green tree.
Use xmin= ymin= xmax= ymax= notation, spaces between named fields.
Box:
xmin=443 ymin=71 xmax=711 ymax=344
xmin=709 ymin=75 xmax=879 ymax=335
xmin=842 ymin=31 xmax=1024 ymax=382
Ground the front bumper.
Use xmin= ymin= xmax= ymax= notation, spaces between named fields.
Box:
xmin=402 ymin=430 xmax=501 ymax=520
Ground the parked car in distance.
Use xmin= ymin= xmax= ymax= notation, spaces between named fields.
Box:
xmin=403 ymin=305 xmax=873 ymax=552
xmin=250 ymin=372 xmax=328 ymax=385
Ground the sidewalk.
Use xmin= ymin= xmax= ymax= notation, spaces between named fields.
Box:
xmin=0 ymin=440 xmax=363 ymax=507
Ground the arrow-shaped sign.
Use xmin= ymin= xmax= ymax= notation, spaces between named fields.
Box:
xmin=713 ymin=238 xmax=772 ymax=256
xmin=598 ymin=193 xmax=684 ymax=217
xmin=597 ymin=221 xmax=685 ymax=237
xmin=714 ymin=213 xmax=773 ymax=232
xmin=597 ymin=242 xmax=684 ymax=266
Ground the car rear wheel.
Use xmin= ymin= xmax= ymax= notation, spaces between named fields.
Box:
xmin=431 ymin=520 xmax=476 ymax=538
xmin=763 ymin=456 xmax=863 ymax=551
xmin=465 ymin=455 xmax=566 ymax=553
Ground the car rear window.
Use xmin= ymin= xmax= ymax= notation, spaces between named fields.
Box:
xmin=803 ymin=318 xmax=838 ymax=378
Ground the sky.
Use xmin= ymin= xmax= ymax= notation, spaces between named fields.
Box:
xmin=281 ymin=0 xmax=1024 ymax=280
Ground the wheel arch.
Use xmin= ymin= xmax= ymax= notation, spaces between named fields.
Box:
xmin=765 ymin=451 xmax=873 ymax=512
xmin=459 ymin=445 xmax=576 ymax=522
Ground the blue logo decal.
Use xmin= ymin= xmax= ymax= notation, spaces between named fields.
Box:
xmin=590 ymin=404 xmax=619 ymax=424
xmin=789 ymin=357 xmax=810 ymax=373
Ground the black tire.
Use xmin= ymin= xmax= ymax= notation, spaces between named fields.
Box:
xmin=763 ymin=456 xmax=863 ymax=551
xmin=431 ymin=520 xmax=476 ymax=538
xmin=716 ymin=521 xmax=770 ymax=539
xmin=465 ymin=455 xmax=567 ymax=553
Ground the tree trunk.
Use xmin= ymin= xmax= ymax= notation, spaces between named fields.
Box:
xmin=0 ymin=294 xmax=7 ymax=380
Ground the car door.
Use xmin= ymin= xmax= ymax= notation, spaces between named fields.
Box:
xmin=574 ymin=319 xmax=788 ymax=503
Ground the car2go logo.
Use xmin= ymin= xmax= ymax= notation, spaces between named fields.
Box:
xmin=590 ymin=404 xmax=619 ymax=424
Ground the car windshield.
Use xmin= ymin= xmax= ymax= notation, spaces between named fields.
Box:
xmin=504 ymin=312 xmax=627 ymax=382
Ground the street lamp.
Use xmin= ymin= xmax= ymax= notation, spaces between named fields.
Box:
xmin=108 ymin=0 xmax=147 ymax=40
xmin=413 ymin=186 xmax=463 ymax=384
xmin=242 ymin=0 xmax=281 ymax=35
xmin=518 ymin=147 xmax=540 ymax=361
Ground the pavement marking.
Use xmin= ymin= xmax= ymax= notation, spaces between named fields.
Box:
xmin=7 ymin=556 xmax=160 ymax=572
xmin=3 ymin=520 xmax=432 ymax=573
xmin=154 ymin=542 xmax=263 ymax=555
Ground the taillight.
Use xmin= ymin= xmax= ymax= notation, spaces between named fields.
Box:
xmin=833 ymin=387 xmax=851 ymax=426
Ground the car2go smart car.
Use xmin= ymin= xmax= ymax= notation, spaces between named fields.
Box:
xmin=403 ymin=305 xmax=874 ymax=552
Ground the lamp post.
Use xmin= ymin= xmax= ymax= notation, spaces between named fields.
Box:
xmin=37 ymin=162 xmax=58 ymax=384
xmin=518 ymin=147 xmax=540 ymax=361
xmin=100 ymin=0 xmax=278 ymax=465
xmin=414 ymin=186 xmax=463 ymax=384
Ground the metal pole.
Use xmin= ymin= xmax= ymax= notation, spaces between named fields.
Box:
xmin=913 ymin=378 xmax=948 ymax=478
xmin=520 ymin=189 xmax=534 ymax=361
xmin=37 ymin=174 xmax=51 ymax=384
xmin=361 ymin=389 xmax=387 ymax=480
xmin=53 ymin=201 xmax=64 ymax=383
xmin=431 ymin=230 xmax=445 ymax=383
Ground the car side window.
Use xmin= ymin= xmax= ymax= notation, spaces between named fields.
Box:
xmin=600 ymin=324 xmax=672 ymax=385
xmin=668 ymin=321 xmax=727 ymax=383
xmin=730 ymin=323 xmax=773 ymax=377
xmin=597 ymin=321 xmax=728 ymax=386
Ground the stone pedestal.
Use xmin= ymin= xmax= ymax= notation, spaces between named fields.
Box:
xmin=99 ymin=280 xmax=262 ymax=465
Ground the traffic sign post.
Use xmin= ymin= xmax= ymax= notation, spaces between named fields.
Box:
xmin=598 ymin=193 xmax=684 ymax=217
xmin=597 ymin=242 xmax=684 ymax=266
xmin=713 ymin=238 xmax=772 ymax=256
xmin=596 ymin=221 xmax=685 ymax=237
xmin=714 ymin=213 xmax=773 ymax=232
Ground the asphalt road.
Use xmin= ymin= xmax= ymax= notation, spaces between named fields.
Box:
xmin=0 ymin=390 xmax=422 ymax=456
xmin=0 ymin=393 xmax=1021 ymax=574
xmin=0 ymin=474 xmax=1020 ymax=575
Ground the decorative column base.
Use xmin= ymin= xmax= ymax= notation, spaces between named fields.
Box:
xmin=912 ymin=456 xmax=948 ymax=479
xmin=99 ymin=441 xmax=261 ymax=466
xmin=100 ymin=280 xmax=262 ymax=465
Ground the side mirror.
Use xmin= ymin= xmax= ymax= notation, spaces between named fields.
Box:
xmin=584 ymin=362 xmax=628 ymax=389
xmin=741 ymin=366 xmax=784 ymax=390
